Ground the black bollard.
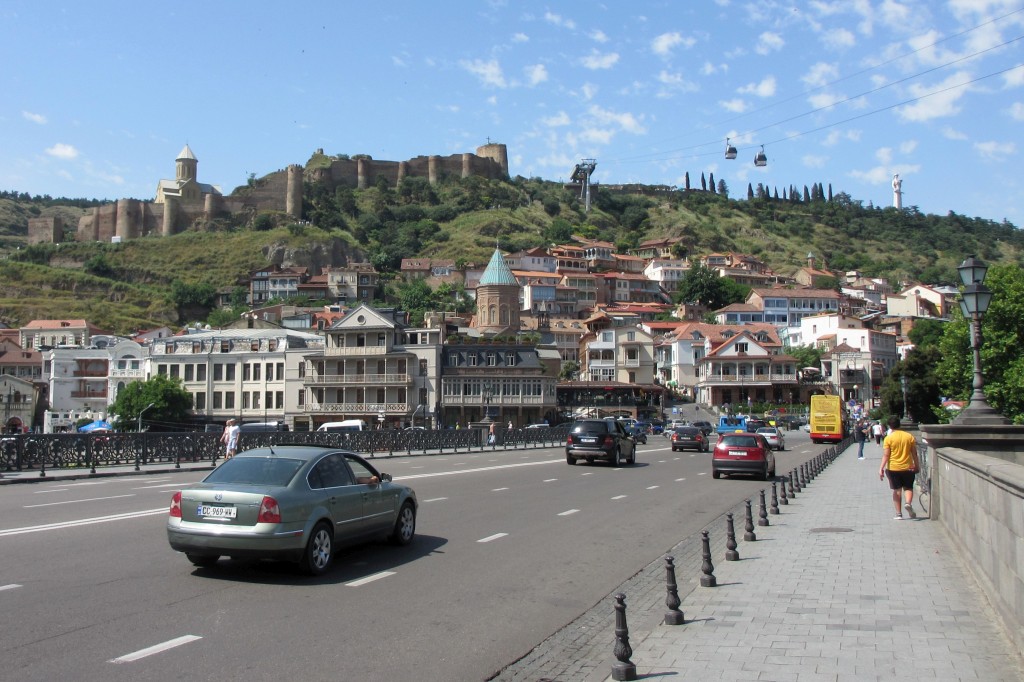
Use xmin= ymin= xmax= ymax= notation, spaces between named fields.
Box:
xmin=758 ymin=489 xmax=769 ymax=526
xmin=770 ymin=481 xmax=780 ymax=514
xmin=743 ymin=499 xmax=757 ymax=541
xmin=664 ymin=555 xmax=684 ymax=625
xmin=790 ymin=467 xmax=800 ymax=493
xmin=611 ymin=593 xmax=637 ymax=681
xmin=799 ymin=464 xmax=807 ymax=489
xmin=725 ymin=513 xmax=739 ymax=561
xmin=700 ymin=530 xmax=717 ymax=587
xmin=779 ymin=475 xmax=789 ymax=505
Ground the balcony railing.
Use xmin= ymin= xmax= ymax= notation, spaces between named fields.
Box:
xmin=110 ymin=369 xmax=145 ymax=378
xmin=700 ymin=373 xmax=798 ymax=383
xmin=442 ymin=395 xmax=548 ymax=406
xmin=324 ymin=345 xmax=389 ymax=357
xmin=623 ymin=358 xmax=641 ymax=367
xmin=304 ymin=402 xmax=410 ymax=413
xmin=304 ymin=373 xmax=412 ymax=386
xmin=71 ymin=390 xmax=108 ymax=398
xmin=72 ymin=370 xmax=107 ymax=378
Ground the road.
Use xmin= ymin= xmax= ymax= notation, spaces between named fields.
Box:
xmin=0 ymin=428 xmax=823 ymax=681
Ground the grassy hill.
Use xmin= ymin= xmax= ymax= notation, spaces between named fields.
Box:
xmin=0 ymin=176 xmax=1020 ymax=334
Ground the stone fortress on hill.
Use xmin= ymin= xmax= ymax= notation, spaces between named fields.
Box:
xmin=30 ymin=142 xmax=509 ymax=244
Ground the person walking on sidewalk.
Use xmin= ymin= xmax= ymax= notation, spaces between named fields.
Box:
xmin=871 ymin=420 xmax=883 ymax=445
xmin=855 ymin=419 xmax=868 ymax=459
xmin=879 ymin=416 xmax=920 ymax=519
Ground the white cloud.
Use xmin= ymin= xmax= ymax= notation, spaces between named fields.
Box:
xmin=974 ymin=140 xmax=1015 ymax=161
xmin=578 ymin=127 xmax=614 ymax=144
xmin=590 ymin=29 xmax=608 ymax=43
xmin=755 ymin=31 xmax=784 ymax=55
xmin=525 ymin=63 xmax=548 ymax=86
xmin=45 ymin=143 xmax=78 ymax=160
xmin=587 ymin=105 xmax=646 ymax=134
xmin=803 ymin=154 xmax=828 ymax=168
xmin=460 ymin=58 xmax=507 ymax=88
xmin=1009 ymin=103 xmax=1024 ymax=121
xmin=876 ymin=147 xmax=893 ymax=164
xmin=802 ymin=62 xmax=838 ymax=87
xmin=739 ymin=76 xmax=776 ymax=98
xmin=656 ymin=70 xmax=698 ymax=94
xmin=580 ymin=50 xmax=619 ymax=70
xmin=942 ymin=126 xmax=969 ymax=139
xmin=897 ymin=70 xmax=971 ymax=122
xmin=822 ymin=129 xmax=862 ymax=146
xmin=720 ymin=98 xmax=747 ymax=113
xmin=823 ymin=28 xmax=856 ymax=49
xmin=512 ymin=32 xmax=529 ymax=43
xmin=22 ymin=111 xmax=47 ymax=125
xmin=437 ymin=104 xmax=460 ymax=113
xmin=542 ymin=111 xmax=571 ymax=127
xmin=544 ymin=12 xmax=576 ymax=30
xmin=487 ymin=95 xmax=498 ymax=106
xmin=808 ymin=92 xmax=843 ymax=109
xmin=651 ymin=32 xmax=694 ymax=57
xmin=581 ymin=83 xmax=598 ymax=100
xmin=878 ymin=0 xmax=912 ymax=31
xmin=899 ymin=140 xmax=918 ymax=154
xmin=701 ymin=61 xmax=727 ymax=76
xmin=1004 ymin=65 xmax=1024 ymax=89
xmin=391 ymin=55 xmax=407 ymax=68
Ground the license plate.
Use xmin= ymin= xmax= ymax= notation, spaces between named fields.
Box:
xmin=729 ymin=450 xmax=747 ymax=457
xmin=197 ymin=504 xmax=236 ymax=519
xmin=581 ymin=437 xmax=597 ymax=443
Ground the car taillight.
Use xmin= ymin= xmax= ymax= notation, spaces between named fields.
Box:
xmin=671 ymin=433 xmax=678 ymax=441
xmin=696 ymin=434 xmax=703 ymax=441
xmin=603 ymin=435 xmax=615 ymax=446
xmin=257 ymin=496 xmax=281 ymax=523
xmin=567 ymin=435 xmax=573 ymax=445
xmin=169 ymin=491 xmax=182 ymax=518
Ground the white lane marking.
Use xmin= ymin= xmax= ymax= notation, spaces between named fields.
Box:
xmin=410 ymin=466 xmax=425 ymax=469
xmin=543 ymin=478 xmax=558 ymax=482
xmin=611 ymin=495 xmax=627 ymax=500
xmin=133 ymin=483 xmax=196 ymax=490
xmin=24 ymin=494 xmax=136 ymax=509
xmin=646 ymin=485 xmax=659 ymax=490
xmin=345 ymin=571 xmax=395 ymax=587
xmin=558 ymin=509 xmax=579 ymax=516
xmin=63 ymin=481 xmax=111 ymax=486
xmin=492 ymin=487 xmax=509 ymax=492
xmin=0 ymin=584 xmax=23 ymax=592
xmin=478 ymin=533 xmax=508 ymax=543
xmin=110 ymin=635 xmax=202 ymax=663
xmin=394 ymin=458 xmax=559 ymax=481
xmin=581 ymin=472 xmax=593 ymax=476
xmin=0 ymin=508 xmax=166 ymax=537
xmin=697 ymin=472 xmax=707 ymax=476
xmin=422 ymin=497 xmax=448 ymax=503
xmin=33 ymin=488 xmax=70 ymax=494
xmin=675 ymin=478 xmax=686 ymax=482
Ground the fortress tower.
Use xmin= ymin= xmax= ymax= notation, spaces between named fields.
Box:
xmin=286 ymin=164 xmax=304 ymax=219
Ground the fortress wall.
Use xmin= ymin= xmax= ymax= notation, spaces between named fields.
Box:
xmin=242 ymin=171 xmax=289 ymax=212
xmin=28 ymin=217 xmax=64 ymax=244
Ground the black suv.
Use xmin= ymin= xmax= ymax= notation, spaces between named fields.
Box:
xmin=565 ymin=419 xmax=637 ymax=466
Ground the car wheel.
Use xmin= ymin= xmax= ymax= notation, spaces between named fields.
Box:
xmin=186 ymin=553 xmax=219 ymax=568
xmin=585 ymin=457 xmax=595 ymax=464
xmin=301 ymin=522 xmax=333 ymax=576
xmin=566 ymin=453 xmax=576 ymax=465
xmin=390 ymin=502 xmax=416 ymax=546
xmin=712 ymin=469 xmax=721 ymax=479
xmin=612 ymin=447 xmax=621 ymax=467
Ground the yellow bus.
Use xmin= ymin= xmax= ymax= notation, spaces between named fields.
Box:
xmin=809 ymin=395 xmax=845 ymax=444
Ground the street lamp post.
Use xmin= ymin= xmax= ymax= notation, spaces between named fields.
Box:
xmin=138 ymin=402 xmax=155 ymax=433
xmin=137 ymin=402 xmax=155 ymax=471
xmin=481 ymin=384 xmax=494 ymax=424
xmin=953 ymin=256 xmax=1008 ymax=425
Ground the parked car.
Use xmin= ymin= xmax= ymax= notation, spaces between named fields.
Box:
xmin=167 ymin=445 xmax=418 ymax=575
xmin=565 ymin=419 xmax=637 ymax=466
xmin=756 ymin=426 xmax=786 ymax=450
xmin=691 ymin=421 xmax=714 ymax=436
xmin=712 ymin=432 xmax=776 ymax=480
xmin=648 ymin=419 xmax=665 ymax=434
xmin=670 ymin=426 xmax=709 ymax=452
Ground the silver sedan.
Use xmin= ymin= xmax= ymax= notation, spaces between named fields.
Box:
xmin=756 ymin=427 xmax=786 ymax=451
xmin=167 ymin=445 xmax=417 ymax=575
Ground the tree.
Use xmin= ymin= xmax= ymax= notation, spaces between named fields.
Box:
xmin=786 ymin=344 xmax=822 ymax=372
xmin=673 ymin=263 xmax=748 ymax=309
xmin=717 ymin=179 xmax=729 ymax=198
xmin=559 ymin=361 xmax=580 ymax=381
xmin=935 ymin=264 xmax=1024 ymax=423
xmin=880 ymin=348 xmax=942 ymax=423
xmin=908 ymin=318 xmax=946 ymax=350
xmin=108 ymin=375 xmax=194 ymax=431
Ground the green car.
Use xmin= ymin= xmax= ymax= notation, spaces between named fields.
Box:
xmin=167 ymin=445 xmax=418 ymax=575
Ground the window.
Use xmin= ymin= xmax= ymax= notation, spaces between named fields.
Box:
xmin=468 ymin=354 xmax=478 ymax=367
xmin=448 ymin=354 xmax=460 ymax=367
xmin=506 ymin=352 xmax=515 ymax=367
xmin=195 ymin=392 xmax=206 ymax=409
xmin=276 ymin=363 xmax=284 ymax=381
xmin=266 ymin=391 xmax=273 ymax=409
xmin=220 ymin=341 xmax=230 ymax=353
xmin=276 ymin=391 xmax=284 ymax=409
xmin=213 ymin=392 xmax=223 ymax=409
xmin=243 ymin=392 xmax=251 ymax=409
xmin=157 ymin=364 xmax=167 ymax=376
xmin=486 ymin=352 xmax=496 ymax=366
xmin=735 ymin=342 xmax=748 ymax=353
xmin=243 ymin=364 xmax=251 ymax=381
xmin=184 ymin=365 xmax=194 ymax=382
xmin=225 ymin=393 xmax=235 ymax=409
xmin=225 ymin=365 xmax=235 ymax=381
xmin=297 ymin=390 xmax=305 ymax=407
xmin=214 ymin=364 xmax=223 ymax=381
xmin=253 ymin=364 xmax=261 ymax=381
xmin=252 ymin=392 xmax=260 ymax=409
xmin=197 ymin=364 xmax=207 ymax=381
xmin=266 ymin=363 xmax=273 ymax=380
xmin=298 ymin=363 xmax=306 ymax=379
xmin=419 ymin=360 xmax=428 ymax=376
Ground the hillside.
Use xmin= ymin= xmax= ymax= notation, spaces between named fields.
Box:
xmin=0 ymin=176 xmax=1020 ymax=334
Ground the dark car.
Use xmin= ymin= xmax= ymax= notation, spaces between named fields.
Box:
xmin=712 ymin=432 xmax=776 ymax=480
xmin=565 ymin=419 xmax=637 ymax=467
xmin=648 ymin=419 xmax=665 ymax=435
xmin=744 ymin=418 xmax=768 ymax=432
xmin=691 ymin=421 xmax=714 ymax=436
xmin=670 ymin=426 xmax=708 ymax=452
xmin=167 ymin=445 xmax=417 ymax=575
xmin=627 ymin=424 xmax=648 ymax=444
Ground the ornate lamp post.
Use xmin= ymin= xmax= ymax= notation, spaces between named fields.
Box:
xmin=954 ymin=256 xmax=1008 ymax=425
xmin=481 ymin=384 xmax=494 ymax=424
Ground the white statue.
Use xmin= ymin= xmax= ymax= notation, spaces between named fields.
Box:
xmin=892 ymin=174 xmax=903 ymax=209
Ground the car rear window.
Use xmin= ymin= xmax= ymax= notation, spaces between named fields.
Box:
xmin=203 ymin=457 xmax=305 ymax=486
xmin=571 ymin=421 xmax=610 ymax=435
xmin=675 ymin=427 xmax=699 ymax=435
xmin=719 ymin=435 xmax=758 ymax=448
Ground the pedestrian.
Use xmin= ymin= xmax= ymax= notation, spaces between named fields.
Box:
xmin=487 ymin=422 xmax=496 ymax=446
xmin=871 ymin=420 xmax=883 ymax=445
xmin=507 ymin=420 xmax=513 ymax=429
xmin=879 ymin=416 xmax=920 ymax=520
xmin=855 ymin=419 xmax=868 ymax=459
xmin=219 ymin=418 xmax=240 ymax=460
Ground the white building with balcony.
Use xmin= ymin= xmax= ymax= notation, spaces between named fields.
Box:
xmin=580 ymin=326 xmax=655 ymax=385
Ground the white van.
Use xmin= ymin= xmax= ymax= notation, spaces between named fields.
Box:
xmin=316 ymin=419 xmax=367 ymax=433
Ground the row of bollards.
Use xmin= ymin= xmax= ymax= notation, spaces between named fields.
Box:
xmin=609 ymin=440 xmax=849 ymax=681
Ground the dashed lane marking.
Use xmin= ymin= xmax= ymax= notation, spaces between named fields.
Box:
xmin=477 ymin=533 xmax=508 ymax=543
xmin=558 ymin=509 xmax=579 ymax=516
xmin=24 ymin=493 xmax=136 ymax=509
xmin=109 ymin=635 xmax=202 ymax=664
xmin=345 ymin=571 xmax=395 ymax=587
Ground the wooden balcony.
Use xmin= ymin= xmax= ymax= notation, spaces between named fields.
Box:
xmin=304 ymin=373 xmax=412 ymax=386
xmin=442 ymin=395 xmax=548 ymax=406
xmin=304 ymin=402 xmax=410 ymax=413
xmin=324 ymin=345 xmax=389 ymax=357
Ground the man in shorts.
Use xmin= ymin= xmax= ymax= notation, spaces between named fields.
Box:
xmin=879 ymin=416 xmax=920 ymax=519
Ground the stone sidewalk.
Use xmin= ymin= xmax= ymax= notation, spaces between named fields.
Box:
xmin=492 ymin=442 xmax=1024 ymax=682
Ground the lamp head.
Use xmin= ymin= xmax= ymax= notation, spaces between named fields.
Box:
xmin=958 ymin=256 xmax=988 ymax=286
xmin=960 ymin=282 xmax=993 ymax=316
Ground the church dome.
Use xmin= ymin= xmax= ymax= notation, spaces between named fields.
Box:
xmin=478 ymin=248 xmax=519 ymax=287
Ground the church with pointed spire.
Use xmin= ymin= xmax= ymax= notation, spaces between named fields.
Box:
xmin=474 ymin=248 xmax=521 ymax=334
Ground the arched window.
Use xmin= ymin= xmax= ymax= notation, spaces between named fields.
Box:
xmin=500 ymin=306 xmax=509 ymax=325
xmin=489 ymin=306 xmax=497 ymax=324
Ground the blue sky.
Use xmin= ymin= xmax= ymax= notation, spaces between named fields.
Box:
xmin=2 ymin=1 xmax=1023 ymax=227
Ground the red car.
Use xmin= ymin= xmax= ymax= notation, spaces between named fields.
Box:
xmin=712 ymin=432 xmax=776 ymax=480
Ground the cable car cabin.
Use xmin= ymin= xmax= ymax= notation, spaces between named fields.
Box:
xmin=754 ymin=145 xmax=767 ymax=167
xmin=725 ymin=138 xmax=737 ymax=160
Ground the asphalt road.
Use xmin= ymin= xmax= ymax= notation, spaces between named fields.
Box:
xmin=0 ymin=427 xmax=822 ymax=682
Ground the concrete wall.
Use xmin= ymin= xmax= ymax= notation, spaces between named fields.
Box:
xmin=922 ymin=426 xmax=1024 ymax=658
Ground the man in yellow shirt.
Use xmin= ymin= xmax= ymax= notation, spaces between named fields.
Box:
xmin=879 ymin=416 xmax=920 ymax=519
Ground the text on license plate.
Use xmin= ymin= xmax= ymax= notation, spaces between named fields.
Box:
xmin=728 ymin=450 xmax=747 ymax=456
xmin=198 ymin=504 xmax=236 ymax=518
xmin=581 ymin=437 xmax=597 ymax=443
